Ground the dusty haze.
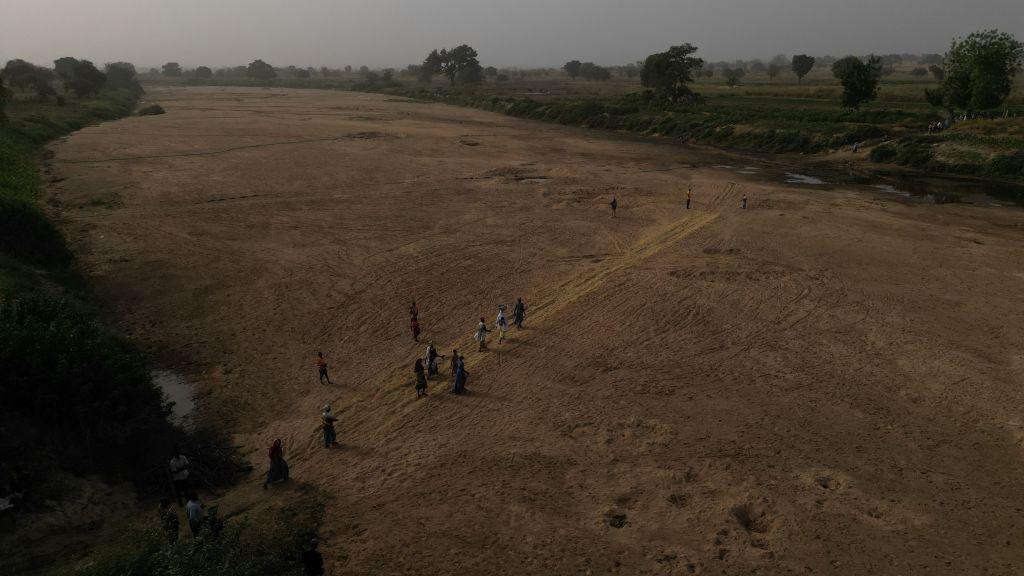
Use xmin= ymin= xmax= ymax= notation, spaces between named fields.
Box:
xmin=1 ymin=0 xmax=1022 ymax=69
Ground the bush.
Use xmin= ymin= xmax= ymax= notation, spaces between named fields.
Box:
xmin=138 ymin=104 xmax=166 ymax=116
xmin=870 ymin=144 xmax=898 ymax=162
xmin=0 ymin=196 xmax=72 ymax=265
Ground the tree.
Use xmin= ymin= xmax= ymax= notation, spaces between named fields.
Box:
xmin=791 ymin=54 xmax=815 ymax=82
xmin=53 ymin=57 xmax=79 ymax=89
xmin=579 ymin=62 xmax=610 ymax=81
xmin=422 ymin=45 xmax=482 ymax=85
xmin=295 ymin=68 xmax=310 ymax=79
xmin=67 ymin=60 xmax=106 ymax=97
xmin=193 ymin=66 xmax=213 ymax=79
xmin=767 ymin=64 xmax=781 ymax=80
xmin=750 ymin=61 xmax=767 ymax=74
xmin=940 ymin=29 xmax=1023 ymax=112
xmin=920 ymin=53 xmax=944 ymax=65
xmin=161 ymin=62 xmax=182 ymax=77
xmin=2 ymin=59 xmax=38 ymax=91
xmin=564 ymin=60 xmax=582 ymax=79
xmin=344 ymin=65 xmax=352 ymax=73
xmin=770 ymin=54 xmax=789 ymax=67
xmin=641 ymin=43 xmax=704 ymax=104
xmin=0 ymin=76 xmax=10 ymax=122
xmin=484 ymin=66 xmax=498 ymax=77
xmin=359 ymin=65 xmax=369 ymax=74
xmin=105 ymin=62 xmax=142 ymax=94
xmin=911 ymin=67 xmax=928 ymax=76
xmin=247 ymin=59 xmax=276 ymax=80
xmin=832 ymin=55 xmax=882 ymax=109
xmin=928 ymin=64 xmax=945 ymax=81
xmin=723 ymin=67 xmax=745 ymax=87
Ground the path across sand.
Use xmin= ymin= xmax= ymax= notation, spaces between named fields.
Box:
xmin=48 ymin=86 xmax=1024 ymax=575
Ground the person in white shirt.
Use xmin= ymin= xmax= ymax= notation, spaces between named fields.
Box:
xmin=185 ymin=494 xmax=204 ymax=536
xmin=168 ymin=448 xmax=190 ymax=505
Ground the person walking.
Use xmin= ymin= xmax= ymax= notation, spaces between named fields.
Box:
xmin=316 ymin=352 xmax=331 ymax=385
xmin=512 ymin=297 xmax=526 ymax=329
xmin=409 ymin=300 xmax=419 ymax=320
xmin=610 ymin=196 xmax=618 ymax=216
xmin=185 ymin=493 xmax=204 ymax=537
xmin=168 ymin=448 xmax=190 ymax=506
xmin=264 ymin=438 xmax=289 ymax=489
xmin=414 ymin=358 xmax=428 ymax=398
xmin=452 ymin=355 xmax=469 ymax=395
xmin=410 ymin=316 xmax=421 ymax=342
xmin=302 ymin=538 xmax=325 ymax=576
xmin=686 ymin=186 xmax=692 ymax=209
xmin=449 ymin=349 xmax=459 ymax=381
xmin=159 ymin=497 xmax=179 ymax=544
xmin=496 ymin=305 xmax=510 ymax=344
xmin=321 ymin=405 xmax=338 ymax=448
xmin=741 ymin=194 xmax=748 ymax=210
xmin=474 ymin=317 xmax=491 ymax=351
xmin=426 ymin=342 xmax=444 ymax=378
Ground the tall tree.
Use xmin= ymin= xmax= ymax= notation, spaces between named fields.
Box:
xmin=53 ymin=57 xmax=79 ymax=89
xmin=940 ymin=29 xmax=1023 ymax=112
xmin=193 ymin=66 xmax=213 ymax=79
xmin=767 ymin=64 xmax=782 ymax=80
xmin=247 ymin=59 xmax=277 ymax=80
xmin=640 ymin=43 xmax=704 ymax=104
xmin=422 ymin=45 xmax=482 ymax=85
xmin=105 ymin=62 xmax=142 ymax=94
xmin=791 ymin=54 xmax=815 ymax=82
xmin=928 ymin=64 xmax=945 ymax=81
xmin=832 ymin=55 xmax=883 ymax=109
xmin=2 ymin=59 xmax=38 ymax=91
xmin=67 ymin=60 xmax=106 ymax=97
xmin=0 ymin=76 xmax=10 ymax=122
xmin=161 ymin=62 xmax=182 ymax=77
xmin=563 ymin=60 xmax=582 ymax=79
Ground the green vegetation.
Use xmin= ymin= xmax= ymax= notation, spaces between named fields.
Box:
xmin=139 ymin=103 xmax=166 ymax=115
xmin=640 ymin=43 xmax=703 ymax=103
xmin=421 ymin=45 xmax=483 ymax=85
xmin=52 ymin=496 xmax=325 ymax=576
xmin=927 ymin=30 xmax=1024 ymax=114
xmin=832 ymin=55 xmax=883 ymax=109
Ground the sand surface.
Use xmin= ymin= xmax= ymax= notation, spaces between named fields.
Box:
xmin=46 ymin=86 xmax=1024 ymax=575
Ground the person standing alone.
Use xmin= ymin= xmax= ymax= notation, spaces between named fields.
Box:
xmin=686 ymin=186 xmax=692 ymax=209
xmin=168 ymin=448 xmax=190 ymax=506
xmin=513 ymin=297 xmax=526 ymax=329
xmin=316 ymin=352 xmax=331 ymax=385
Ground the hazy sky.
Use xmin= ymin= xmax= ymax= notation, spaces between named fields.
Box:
xmin=1 ymin=0 xmax=1022 ymax=69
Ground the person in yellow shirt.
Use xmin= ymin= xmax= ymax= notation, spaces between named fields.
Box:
xmin=686 ymin=186 xmax=692 ymax=210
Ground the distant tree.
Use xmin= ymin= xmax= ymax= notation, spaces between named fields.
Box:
xmin=770 ymin=54 xmax=789 ymax=67
xmin=750 ymin=61 xmax=767 ymax=74
xmin=832 ymin=55 xmax=883 ymax=109
xmin=2 ymin=59 xmax=38 ymax=91
xmin=344 ymin=65 xmax=352 ymax=73
xmin=880 ymin=54 xmax=903 ymax=66
xmin=641 ymin=43 xmax=704 ymax=104
xmin=421 ymin=50 xmax=442 ymax=82
xmin=767 ymin=63 xmax=782 ymax=80
xmin=920 ymin=53 xmax=944 ymax=65
xmin=320 ymin=66 xmax=330 ymax=77
xmin=928 ymin=64 xmax=945 ymax=81
xmin=53 ymin=57 xmax=80 ymax=90
xmin=496 ymin=73 xmax=509 ymax=82
xmin=382 ymin=69 xmax=394 ymax=82
xmin=193 ymin=66 xmax=213 ymax=79
xmin=422 ymin=45 xmax=482 ymax=85
xmin=624 ymin=63 xmax=639 ymax=78
xmin=67 ymin=60 xmax=106 ymax=97
xmin=295 ymin=68 xmax=311 ymax=79
xmin=817 ymin=55 xmax=836 ymax=68
xmin=563 ymin=60 xmax=582 ymax=79
xmin=247 ymin=59 xmax=277 ymax=80
xmin=359 ymin=65 xmax=369 ymax=74
xmin=940 ymin=29 xmax=1023 ymax=112
xmin=910 ymin=67 xmax=928 ymax=76
xmin=148 ymin=68 xmax=159 ymax=75
xmin=791 ymin=54 xmax=815 ymax=82
xmin=579 ymin=62 xmax=611 ymax=81
xmin=161 ymin=62 xmax=182 ymax=77
xmin=31 ymin=68 xmax=57 ymax=101
xmin=723 ymin=67 xmax=745 ymax=87
xmin=0 ymin=76 xmax=10 ymax=122
xmin=701 ymin=69 xmax=714 ymax=78
xmin=880 ymin=65 xmax=897 ymax=77
xmin=483 ymin=66 xmax=498 ymax=77
xmin=105 ymin=62 xmax=143 ymax=94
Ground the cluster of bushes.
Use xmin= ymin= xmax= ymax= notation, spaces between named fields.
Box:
xmin=2 ymin=57 xmax=143 ymax=105
xmin=871 ymin=136 xmax=1024 ymax=179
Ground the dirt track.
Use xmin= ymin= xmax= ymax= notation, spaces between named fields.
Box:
xmin=47 ymin=86 xmax=1024 ymax=575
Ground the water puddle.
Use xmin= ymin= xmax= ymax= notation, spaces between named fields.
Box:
xmin=785 ymin=173 xmax=827 ymax=185
xmin=153 ymin=370 xmax=196 ymax=429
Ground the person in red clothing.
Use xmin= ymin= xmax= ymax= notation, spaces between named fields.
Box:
xmin=410 ymin=317 xmax=421 ymax=342
xmin=316 ymin=352 xmax=331 ymax=385
xmin=263 ymin=438 xmax=289 ymax=489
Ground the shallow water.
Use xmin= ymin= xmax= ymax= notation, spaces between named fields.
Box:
xmin=785 ymin=173 xmax=827 ymax=185
xmin=153 ymin=369 xmax=196 ymax=429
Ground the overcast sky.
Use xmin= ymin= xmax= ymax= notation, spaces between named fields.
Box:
xmin=1 ymin=0 xmax=1022 ymax=69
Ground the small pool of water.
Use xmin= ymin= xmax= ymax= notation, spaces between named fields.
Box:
xmin=153 ymin=370 xmax=196 ymax=429
xmin=785 ymin=173 xmax=827 ymax=185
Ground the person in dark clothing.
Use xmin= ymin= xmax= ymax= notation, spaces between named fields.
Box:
xmin=610 ymin=196 xmax=618 ymax=216
xmin=414 ymin=358 xmax=428 ymax=398
xmin=512 ymin=297 xmax=526 ymax=329
xmin=450 ymin=349 xmax=459 ymax=382
xmin=409 ymin=300 xmax=419 ymax=320
xmin=159 ymin=497 xmax=179 ymax=544
xmin=452 ymin=355 xmax=469 ymax=395
xmin=426 ymin=342 xmax=444 ymax=378
xmin=741 ymin=194 xmax=748 ymax=210
xmin=686 ymin=186 xmax=692 ymax=209
xmin=302 ymin=538 xmax=325 ymax=576
xmin=264 ymin=438 xmax=289 ymax=488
